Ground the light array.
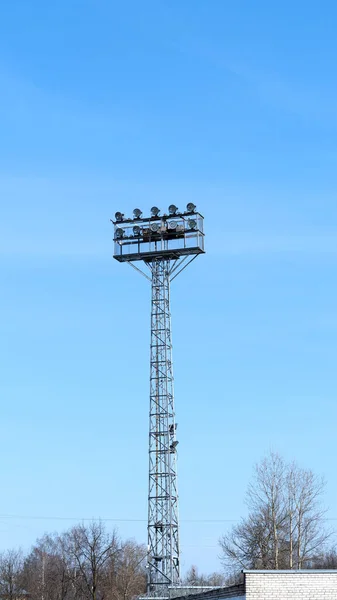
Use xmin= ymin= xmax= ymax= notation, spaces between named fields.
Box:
xmin=113 ymin=203 xmax=196 ymax=223
xmin=112 ymin=203 xmax=199 ymax=240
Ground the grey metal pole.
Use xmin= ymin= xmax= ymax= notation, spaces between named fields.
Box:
xmin=147 ymin=258 xmax=180 ymax=594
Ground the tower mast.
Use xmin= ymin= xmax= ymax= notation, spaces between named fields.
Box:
xmin=112 ymin=204 xmax=205 ymax=595
xmin=148 ymin=257 xmax=179 ymax=590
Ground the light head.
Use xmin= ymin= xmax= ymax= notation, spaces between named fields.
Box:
xmin=115 ymin=211 xmax=124 ymax=222
xmin=150 ymin=222 xmax=160 ymax=232
xmin=151 ymin=206 xmax=160 ymax=217
xmin=186 ymin=203 xmax=196 ymax=213
xmin=133 ymin=225 xmax=141 ymax=236
xmin=188 ymin=218 xmax=197 ymax=230
xmin=168 ymin=220 xmax=178 ymax=230
xmin=168 ymin=204 xmax=178 ymax=215
xmin=133 ymin=208 xmax=142 ymax=219
xmin=115 ymin=227 xmax=125 ymax=239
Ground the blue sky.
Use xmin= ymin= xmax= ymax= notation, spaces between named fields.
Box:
xmin=1 ymin=0 xmax=337 ymax=574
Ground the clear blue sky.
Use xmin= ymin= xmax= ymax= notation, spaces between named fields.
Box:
xmin=1 ymin=0 xmax=337 ymax=574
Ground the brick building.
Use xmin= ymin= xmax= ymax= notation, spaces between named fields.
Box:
xmin=171 ymin=570 xmax=337 ymax=600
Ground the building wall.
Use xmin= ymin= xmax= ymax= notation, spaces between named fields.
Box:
xmin=168 ymin=585 xmax=245 ymax=600
xmin=246 ymin=571 xmax=337 ymax=600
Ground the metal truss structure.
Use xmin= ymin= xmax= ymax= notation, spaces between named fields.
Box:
xmin=112 ymin=205 xmax=205 ymax=595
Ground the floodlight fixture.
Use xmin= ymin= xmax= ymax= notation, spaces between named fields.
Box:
xmin=115 ymin=211 xmax=124 ymax=222
xmin=188 ymin=218 xmax=197 ymax=230
xmin=186 ymin=203 xmax=196 ymax=213
xmin=168 ymin=220 xmax=178 ymax=230
xmin=133 ymin=225 xmax=141 ymax=236
xmin=151 ymin=206 xmax=160 ymax=217
xmin=150 ymin=222 xmax=160 ymax=232
xmin=133 ymin=208 xmax=142 ymax=219
xmin=116 ymin=227 xmax=125 ymax=239
xmin=170 ymin=440 xmax=179 ymax=452
xmin=168 ymin=204 xmax=178 ymax=215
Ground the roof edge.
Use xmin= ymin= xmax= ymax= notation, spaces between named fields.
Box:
xmin=243 ymin=569 xmax=337 ymax=574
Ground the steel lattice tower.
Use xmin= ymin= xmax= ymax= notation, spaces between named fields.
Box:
xmin=111 ymin=204 xmax=205 ymax=596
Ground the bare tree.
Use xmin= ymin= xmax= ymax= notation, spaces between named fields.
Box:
xmin=247 ymin=453 xmax=287 ymax=569
xmin=105 ymin=540 xmax=146 ymax=600
xmin=285 ymin=463 xmax=328 ymax=568
xmin=220 ymin=452 xmax=332 ymax=573
xmin=0 ymin=549 xmax=24 ymax=600
xmin=61 ymin=521 xmax=120 ymax=600
xmin=183 ymin=565 xmax=225 ymax=587
xmin=220 ymin=510 xmax=273 ymax=570
xmin=183 ymin=565 xmax=206 ymax=586
xmin=22 ymin=534 xmax=73 ymax=600
xmin=310 ymin=546 xmax=337 ymax=569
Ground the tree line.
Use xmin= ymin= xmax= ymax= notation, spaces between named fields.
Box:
xmin=0 ymin=522 xmax=147 ymax=600
xmin=0 ymin=452 xmax=335 ymax=600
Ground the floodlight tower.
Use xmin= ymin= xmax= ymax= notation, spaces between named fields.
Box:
xmin=111 ymin=204 xmax=205 ymax=595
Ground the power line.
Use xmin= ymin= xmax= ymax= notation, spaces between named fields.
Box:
xmin=0 ymin=514 xmax=236 ymax=523
xmin=0 ymin=514 xmax=337 ymax=523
